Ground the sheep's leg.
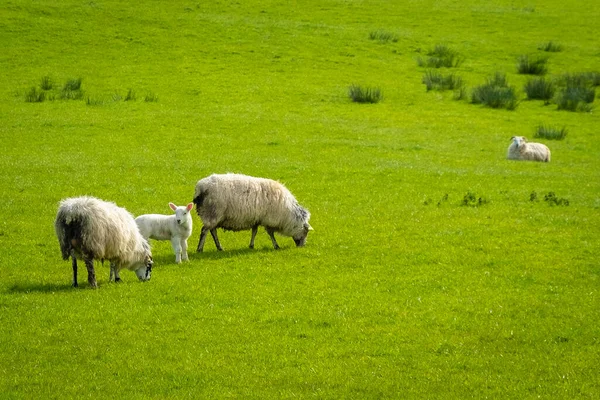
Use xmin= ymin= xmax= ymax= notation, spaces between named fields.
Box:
xmin=197 ymin=226 xmax=209 ymax=252
xmin=266 ymin=228 xmax=280 ymax=250
xmin=85 ymin=258 xmax=97 ymax=289
xmin=171 ymin=237 xmax=182 ymax=264
xmin=181 ymin=238 xmax=189 ymax=261
xmin=109 ymin=262 xmax=121 ymax=282
xmin=210 ymin=228 xmax=223 ymax=251
xmin=72 ymin=257 xmax=78 ymax=287
xmin=249 ymin=225 xmax=259 ymax=249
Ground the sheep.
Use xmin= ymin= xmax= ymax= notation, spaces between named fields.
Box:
xmin=135 ymin=203 xmax=194 ymax=264
xmin=55 ymin=196 xmax=153 ymax=288
xmin=193 ymin=173 xmax=313 ymax=252
xmin=507 ymin=136 xmax=551 ymax=162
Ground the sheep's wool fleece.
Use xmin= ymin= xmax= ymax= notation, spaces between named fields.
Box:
xmin=194 ymin=173 xmax=309 ymax=236
xmin=55 ymin=196 xmax=150 ymax=270
xmin=507 ymin=138 xmax=551 ymax=162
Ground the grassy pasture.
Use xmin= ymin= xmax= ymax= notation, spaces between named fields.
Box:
xmin=1 ymin=0 xmax=599 ymax=398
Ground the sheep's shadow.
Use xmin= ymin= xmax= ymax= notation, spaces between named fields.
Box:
xmin=191 ymin=246 xmax=290 ymax=260
xmin=7 ymin=282 xmax=76 ymax=294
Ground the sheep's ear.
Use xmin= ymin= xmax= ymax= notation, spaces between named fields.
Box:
xmin=305 ymin=223 xmax=314 ymax=231
xmin=169 ymin=202 xmax=177 ymax=211
xmin=522 ymin=137 xmax=528 ymax=142
xmin=186 ymin=203 xmax=194 ymax=211
xmin=510 ymin=136 xmax=515 ymax=141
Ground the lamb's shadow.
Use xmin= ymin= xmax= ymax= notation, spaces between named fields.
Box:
xmin=8 ymin=282 xmax=76 ymax=294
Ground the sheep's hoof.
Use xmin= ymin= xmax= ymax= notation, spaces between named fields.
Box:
xmin=249 ymin=245 xmax=254 ymax=249
xmin=273 ymin=245 xmax=280 ymax=250
xmin=72 ymin=282 xmax=79 ymax=288
xmin=115 ymin=278 xmax=121 ymax=283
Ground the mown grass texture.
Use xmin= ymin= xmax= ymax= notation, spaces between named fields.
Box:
xmin=1 ymin=0 xmax=599 ymax=398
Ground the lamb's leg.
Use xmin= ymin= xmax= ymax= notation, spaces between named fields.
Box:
xmin=249 ymin=225 xmax=259 ymax=249
xmin=171 ymin=237 xmax=182 ymax=264
xmin=84 ymin=257 xmax=97 ymax=289
xmin=210 ymin=228 xmax=223 ymax=251
xmin=181 ymin=238 xmax=189 ymax=261
xmin=197 ymin=226 xmax=209 ymax=252
xmin=266 ymin=228 xmax=280 ymax=250
xmin=72 ymin=257 xmax=78 ymax=287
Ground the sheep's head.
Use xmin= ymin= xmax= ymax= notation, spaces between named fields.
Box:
xmin=169 ymin=202 xmax=194 ymax=225
xmin=511 ymin=136 xmax=527 ymax=148
xmin=134 ymin=255 xmax=153 ymax=282
xmin=293 ymin=223 xmax=314 ymax=247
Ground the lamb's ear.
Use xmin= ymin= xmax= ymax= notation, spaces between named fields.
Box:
xmin=510 ymin=136 xmax=515 ymax=141
xmin=186 ymin=203 xmax=194 ymax=211
xmin=169 ymin=202 xmax=177 ymax=211
xmin=305 ymin=223 xmax=314 ymax=231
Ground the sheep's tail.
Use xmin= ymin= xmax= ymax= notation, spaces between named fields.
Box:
xmin=193 ymin=185 xmax=208 ymax=210
xmin=55 ymin=214 xmax=83 ymax=260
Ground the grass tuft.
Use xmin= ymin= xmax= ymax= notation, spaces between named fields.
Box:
xmin=517 ymin=54 xmax=548 ymax=75
xmin=368 ymin=30 xmax=398 ymax=43
xmin=556 ymin=77 xmax=595 ymax=112
xmin=144 ymin=92 xmax=159 ymax=102
xmin=348 ymin=85 xmax=382 ymax=103
xmin=125 ymin=88 xmax=137 ymax=101
xmin=417 ymin=44 xmax=464 ymax=68
xmin=86 ymin=96 xmax=104 ymax=106
xmin=535 ymin=124 xmax=568 ymax=140
xmin=63 ymin=78 xmax=82 ymax=91
xmin=544 ymin=192 xmax=569 ymax=206
xmin=40 ymin=76 xmax=53 ymax=90
xmin=524 ymin=77 xmax=555 ymax=103
xmin=538 ymin=41 xmax=562 ymax=52
xmin=61 ymin=78 xmax=83 ymax=100
xmin=25 ymin=86 xmax=45 ymax=103
xmin=461 ymin=191 xmax=487 ymax=207
xmin=422 ymin=70 xmax=464 ymax=91
xmin=471 ymin=72 xmax=519 ymax=110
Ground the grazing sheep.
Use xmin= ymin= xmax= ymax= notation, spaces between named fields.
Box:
xmin=193 ymin=173 xmax=313 ymax=252
xmin=135 ymin=203 xmax=194 ymax=264
xmin=507 ymin=136 xmax=551 ymax=162
xmin=55 ymin=196 xmax=153 ymax=288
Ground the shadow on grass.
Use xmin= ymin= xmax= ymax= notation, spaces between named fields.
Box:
xmin=7 ymin=282 xmax=76 ymax=294
xmin=190 ymin=246 xmax=289 ymax=260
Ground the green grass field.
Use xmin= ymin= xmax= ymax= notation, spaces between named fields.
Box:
xmin=1 ymin=0 xmax=599 ymax=398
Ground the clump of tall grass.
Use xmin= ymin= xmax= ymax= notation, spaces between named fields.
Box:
xmin=461 ymin=191 xmax=487 ymax=207
xmin=524 ymin=77 xmax=555 ymax=103
xmin=144 ymin=92 xmax=159 ymax=102
xmin=124 ymin=88 xmax=136 ymax=101
xmin=535 ymin=124 xmax=567 ymax=140
xmin=40 ymin=76 xmax=53 ymax=90
xmin=556 ymin=85 xmax=595 ymax=112
xmin=417 ymin=44 xmax=464 ymax=68
xmin=86 ymin=96 xmax=104 ymax=106
xmin=422 ymin=70 xmax=464 ymax=91
xmin=348 ymin=85 xmax=382 ymax=103
xmin=558 ymin=72 xmax=600 ymax=88
xmin=25 ymin=87 xmax=45 ymax=103
xmin=368 ymin=30 xmax=398 ymax=43
xmin=538 ymin=41 xmax=562 ymax=52
xmin=517 ymin=54 xmax=548 ymax=75
xmin=61 ymin=78 xmax=83 ymax=100
xmin=471 ymin=72 xmax=519 ymax=110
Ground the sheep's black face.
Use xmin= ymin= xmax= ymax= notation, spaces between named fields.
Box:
xmin=135 ymin=256 xmax=153 ymax=281
xmin=293 ymin=223 xmax=312 ymax=247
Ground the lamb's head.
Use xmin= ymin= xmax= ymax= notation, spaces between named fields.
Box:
xmin=511 ymin=136 xmax=527 ymax=148
xmin=169 ymin=202 xmax=194 ymax=226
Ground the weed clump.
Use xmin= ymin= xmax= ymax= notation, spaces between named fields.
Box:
xmin=517 ymin=55 xmax=549 ymax=75
xmin=417 ymin=44 xmax=464 ymax=68
xmin=461 ymin=191 xmax=487 ymax=207
xmin=544 ymin=192 xmax=569 ymax=206
xmin=61 ymin=78 xmax=83 ymax=100
xmin=535 ymin=125 xmax=567 ymax=140
xmin=348 ymin=85 xmax=382 ymax=104
xmin=40 ymin=76 xmax=53 ymax=91
xmin=125 ymin=89 xmax=136 ymax=101
xmin=524 ymin=77 xmax=555 ymax=103
xmin=556 ymin=86 xmax=595 ymax=112
xmin=144 ymin=92 xmax=159 ymax=102
xmin=25 ymin=87 xmax=45 ymax=103
xmin=369 ymin=30 xmax=398 ymax=43
xmin=422 ymin=70 xmax=464 ymax=91
xmin=538 ymin=41 xmax=562 ymax=52
xmin=471 ymin=72 xmax=519 ymax=110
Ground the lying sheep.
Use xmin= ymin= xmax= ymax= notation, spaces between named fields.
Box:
xmin=193 ymin=173 xmax=313 ymax=251
xmin=507 ymin=136 xmax=551 ymax=162
xmin=55 ymin=196 xmax=153 ymax=288
xmin=135 ymin=203 xmax=194 ymax=264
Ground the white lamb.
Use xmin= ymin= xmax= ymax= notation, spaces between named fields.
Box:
xmin=55 ymin=196 xmax=153 ymax=288
xmin=193 ymin=173 xmax=313 ymax=251
xmin=507 ymin=136 xmax=551 ymax=162
xmin=135 ymin=203 xmax=194 ymax=264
